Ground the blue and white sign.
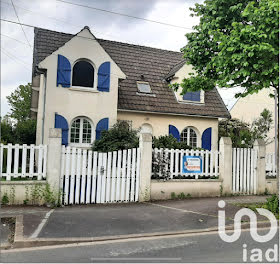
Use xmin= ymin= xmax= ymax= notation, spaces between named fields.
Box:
xmin=182 ymin=156 xmax=202 ymax=173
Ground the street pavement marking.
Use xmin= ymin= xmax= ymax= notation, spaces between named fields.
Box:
xmin=91 ymin=258 xmax=181 ymax=261
xmin=30 ymin=209 xmax=54 ymax=239
xmin=146 ymin=202 xmax=221 ymax=218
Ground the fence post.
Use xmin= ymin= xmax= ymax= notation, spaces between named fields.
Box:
xmin=253 ymin=139 xmax=266 ymax=194
xmin=139 ymin=131 xmax=152 ymax=202
xmin=219 ymin=137 xmax=232 ymax=195
xmin=47 ymin=128 xmax=62 ymax=201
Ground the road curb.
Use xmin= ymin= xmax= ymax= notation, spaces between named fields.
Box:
xmin=11 ymin=220 xmax=274 ymax=249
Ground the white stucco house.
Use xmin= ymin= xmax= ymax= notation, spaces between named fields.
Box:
xmin=31 ymin=26 xmax=230 ymax=151
xmin=230 ymin=88 xmax=276 ymax=153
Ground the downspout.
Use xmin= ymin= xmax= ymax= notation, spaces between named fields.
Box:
xmin=36 ymin=67 xmax=47 ymax=145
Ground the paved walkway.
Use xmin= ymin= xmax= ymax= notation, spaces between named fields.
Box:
xmin=0 ymin=196 xmax=270 ymax=241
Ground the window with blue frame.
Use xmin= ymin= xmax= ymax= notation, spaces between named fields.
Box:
xmin=183 ymin=91 xmax=200 ymax=102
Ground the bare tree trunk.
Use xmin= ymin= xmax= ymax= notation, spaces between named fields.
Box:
xmin=275 ymin=91 xmax=280 ymax=196
xmin=275 ymin=89 xmax=279 ymax=195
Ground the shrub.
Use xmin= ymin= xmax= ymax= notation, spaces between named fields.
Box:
xmin=219 ymin=118 xmax=253 ymax=148
xmin=153 ymin=135 xmax=201 ymax=150
xmin=93 ymin=123 xmax=202 ymax=152
xmin=92 ymin=121 xmax=139 ymax=152
xmin=219 ymin=109 xmax=273 ymax=148
xmin=1 ymin=193 xmax=9 ymax=205
xmin=264 ymin=195 xmax=279 ymax=218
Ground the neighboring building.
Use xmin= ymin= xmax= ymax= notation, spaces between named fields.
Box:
xmin=230 ymin=88 xmax=276 ymax=153
xmin=31 ymin=26 xmax=230 ymax=151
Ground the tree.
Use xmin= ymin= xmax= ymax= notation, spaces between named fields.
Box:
xmin=219 ymin=109 xmax=273 ymax=147
xmin=173 ymin=0 xmax=279 ymax=97
xmin=0 ymin=116 xmax=15 ymax=144
xmin=178 ymin=0 xmax=279 ymax=191
xmin=219 ymin=118 xmax=254 ymax=148
xmin=92 ymin=121 xmax=139 ymax=152
xmin=14 ymin=119 xmax=37 ymax=145
xmin=6 ymin=83 xmax=32 ymax=122
xmin=251 ymin=108 xmax=273 ymax=143
xmin=1 ymin=83 xmax=36 ymax=144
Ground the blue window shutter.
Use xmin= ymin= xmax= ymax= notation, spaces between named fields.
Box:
xmin=57 ymin=55 xmax=71 ymax=87
xmin=183 ymin=91 xmax=200 ymax=101
xmin=55 ymin=114 xmax=69 ymax=146
xmin=96 ymin=118 xmax=109 ymax=140
xmin=202 ymin=127 xmax=212 ymax=150
xmin=97 ymin=62 xmax=110 ymax=92
xmin=169 ymin=125 xmax=180 ymax=142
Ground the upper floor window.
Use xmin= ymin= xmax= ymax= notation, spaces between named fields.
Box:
xmin=70 ymin=117 xmax=93 ymax=144
xmin=72 ymin=60 xmax=94 ymax=88
xmin=183 ymin=91 xmax=200 ymax=102
xmin=180 ymin=127 xmax=197 ymax=148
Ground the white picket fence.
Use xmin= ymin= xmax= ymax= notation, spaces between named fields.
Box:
xmin=0 ymin=144 xmax=47 ymax=180
xmin=60 ymin=147 xmax=141 ymax=205
xmin=232 ymin=148 xmax=258 ymax=194
xmin=152 ymin=148 xmax=220 ymax=179
xmin=266 ymin=153 xmax=277 ymax=177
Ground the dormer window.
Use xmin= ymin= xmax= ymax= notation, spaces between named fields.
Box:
xmin=137 ymin=81 xmax=151 ymax=93
xmin=183 ymin=91 xmax=201 ymax=102
xmin=72 ymin=60 xmax=94 ymax=88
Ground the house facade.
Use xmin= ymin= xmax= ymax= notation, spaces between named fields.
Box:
xmin=31 ymin=26 xmax=230 ymax=151
xmin=230 ymin=88 xmax=276 ymax=153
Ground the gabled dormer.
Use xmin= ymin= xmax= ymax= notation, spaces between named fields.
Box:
xmin=166 ymin=61 xmax=205 ymax=104
xmin=38 ymin=26 xmax=126 ymax=92
xmin=33 ymin=26 xmax=126 ymax=146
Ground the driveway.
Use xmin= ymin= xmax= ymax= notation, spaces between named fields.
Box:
xmin=1 ymin=195 xmax=269 ymax=242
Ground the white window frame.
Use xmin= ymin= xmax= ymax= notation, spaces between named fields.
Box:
xmin=180 ymin=127 xmax=198 ymax=148
xmin=71 ymin=59 xmax=98 ymax=92
xmin=176 ymin=89 xmax=205 ymax=104
xmin=136 ymin=81 xmax=152 ymax=94
xmin=70 ymin=117 xmax=94 ymax=148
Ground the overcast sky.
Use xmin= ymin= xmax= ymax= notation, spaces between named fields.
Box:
xmin=1 ymin=0 xmax=240 ymax=116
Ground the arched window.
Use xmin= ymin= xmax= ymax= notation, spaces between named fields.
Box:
xmin=180 ymin=127 xmax=197 ymax=148
xmin=70 ymin=117 xmax=92 ymax=144
xmin=72 ymin=60 xmax=94 ymax=88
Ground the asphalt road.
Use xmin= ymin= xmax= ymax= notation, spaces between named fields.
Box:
xmin=1 ymin=229 xmax=279 ymax=263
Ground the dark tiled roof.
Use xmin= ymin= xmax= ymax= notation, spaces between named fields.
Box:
xmin=33 ymin=27 xmax=230 ymax=118
xmin=164 ymin=60 xmax=186 ymax=80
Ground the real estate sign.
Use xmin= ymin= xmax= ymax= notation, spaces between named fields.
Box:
xmin=182 ymin=156 xmax=202 ymax=173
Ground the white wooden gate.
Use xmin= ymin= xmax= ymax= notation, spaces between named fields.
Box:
xmin=232 ymin=148 xmax=258 ymax=194
xmin=60 ymin=147 xmax=140 ymax=205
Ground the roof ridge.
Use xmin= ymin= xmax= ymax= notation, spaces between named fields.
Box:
xmin=34 ymin=27 xmax=183 ymax=55
xmin=97 ymin=38 xmax=182 ymax=55
xmin=35 ymin=26 xmax=73 ymax=37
